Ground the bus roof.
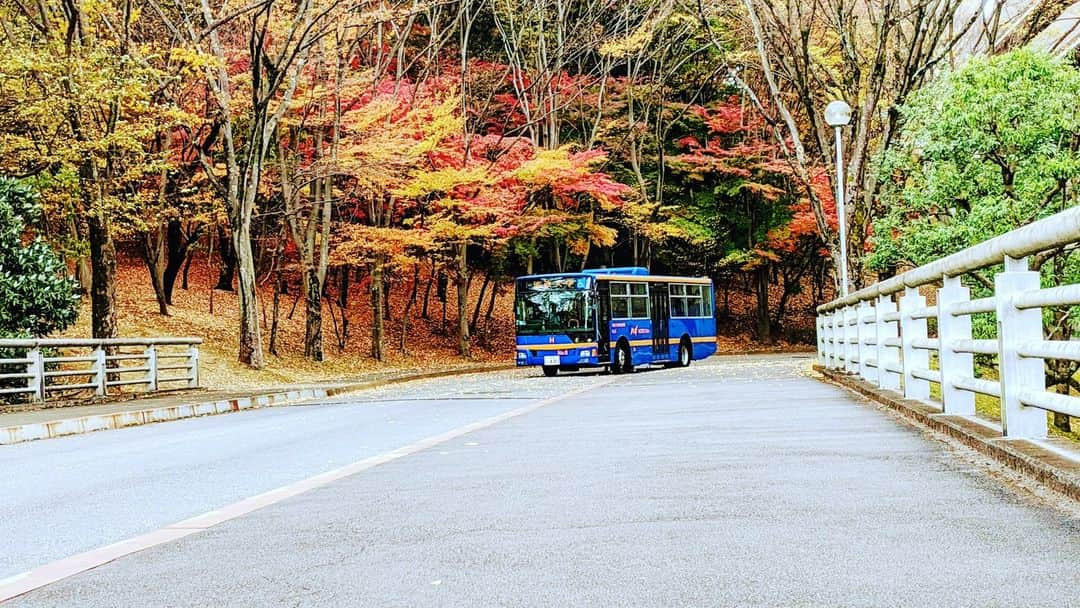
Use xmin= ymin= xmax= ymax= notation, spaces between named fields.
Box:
xmin=591 ymin=274 xmax=712 ymax=285
xmin=516 ymin=270 xmax=711 ymax=285
xmin=582 ymin=267 xmax=650 ymax=276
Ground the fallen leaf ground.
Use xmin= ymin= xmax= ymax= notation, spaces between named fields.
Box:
xmin=57 ymin=253 xmax=818 ymax=392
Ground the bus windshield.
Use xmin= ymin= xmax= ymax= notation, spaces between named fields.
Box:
xmin=515 ymin=277 xmax=595 ymax=336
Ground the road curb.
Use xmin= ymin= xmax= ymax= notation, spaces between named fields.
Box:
xmin=322 ymin=364 xmax=517 ymax=399
xmin=813 ymin=365 xmax=1080 ymax=502
xmin=0 ymin=364 xmax=513 ymax=447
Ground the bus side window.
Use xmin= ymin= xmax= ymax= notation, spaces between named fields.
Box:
xmin=670 ymin=294 xmax=687 ymax=317
xmin=629 ymin=283 xmax=650 ymax=318
xmin=611 ymin=281 xmax=649 ymax=318
xmin=686 ymin=284 xmax=703 ymax=317
xmin=670 ymin=284 xmax=686 ymax=317
xmin=610 ymin=282 xmax=630 ymax=318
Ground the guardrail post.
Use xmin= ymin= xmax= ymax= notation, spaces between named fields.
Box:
xmin=835 ymin=309 xmax=847 ymax=370
xmin=845 ymin=306 xmax=858 ymax=374
xmin=146 ymin=345 xmax=158 ymax=392
xmin=27 ymin=347 xmax=44 ymax=402
xmin=858 ymin=300 xmax=876 ymax=383
xmin=937 ymin=276 xmax=975 ymax=416
xmin=899 ymin=286 xmax=930 ymax=401
xmin=822 ymin=312 xmax=833 ymax=369
xmin=996 ymin=256 xmax=1046 ymax=438
xmin=92 ymin=345 xmax=107 ymax=397
xmin=817 ymin=315 xmax=825 ymax=364
xmin=876 ymin=294 xmax=900 ymax=391
xmin=829 ymin=311 xmax=841 ymax=369
xmin=187 ymin=344 xmax=200 ymax=389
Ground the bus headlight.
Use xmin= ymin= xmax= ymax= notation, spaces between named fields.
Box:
xmin=579 ymin=349 xmax=591 ymax=358
xmin=517 ymin=351 xmax=526 ymax=360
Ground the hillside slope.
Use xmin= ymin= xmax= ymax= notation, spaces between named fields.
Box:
xmin=58 ymin=256 xmax=817 ymax=391
xmin=59 ymin=256 xmax=516 ymax=391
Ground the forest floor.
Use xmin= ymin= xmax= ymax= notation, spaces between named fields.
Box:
xmin=57 ymin=253 xmax=818 ymax=393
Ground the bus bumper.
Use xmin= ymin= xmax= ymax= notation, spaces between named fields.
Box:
xmin=516 ymin=348 xmax=600 ymax=368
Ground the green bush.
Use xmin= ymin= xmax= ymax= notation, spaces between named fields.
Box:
xmin=0 ymin=178 xmax=80 ymax=338
xmin=869 ymin=50 xmax=1080 ymax=342
xmin=870 ymin=49 xmax=1080 ymax=273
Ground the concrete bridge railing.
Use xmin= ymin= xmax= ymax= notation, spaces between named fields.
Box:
xmin=817 ymin=207 xmax=1080 ymax=439
xmin=0 ymin=338 xmax=202 ymax=402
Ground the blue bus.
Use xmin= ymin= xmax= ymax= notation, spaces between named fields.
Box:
xmin=514 ymin=267 xmax=717 ymax=376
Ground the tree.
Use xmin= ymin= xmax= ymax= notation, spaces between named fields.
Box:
xmin=1 ymin=0 xmax=177 ymax=338
xmin=669 ymin=100 xmax=833 ymax=341
xmin=985 ymin=0 xmax=1079 ymax=53
xmin=0 ymin=179 xmax=80 ymax=337
xmin=399 ymin=112 xmax=630 ymax=356
xmin=175 ymin=0 xmax=327 ymax=368
xmin=869 ymin=49 xmax=1080 ymax=430
xmin=332 ymin=225 xmax=431 ymax=360
xmin=698 ymin=0 xmax=982 ymax=289
xmin=869 ymin=51 xmax=1080 ymax=272
xmin=277 ymin=4 xmax=425 ymax=361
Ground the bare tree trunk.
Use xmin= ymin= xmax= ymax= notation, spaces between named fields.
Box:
xmin=994 ymin=0 xmax=1075 ymax=53
xmin=88 ymin=212 xmax=118 ymax=339
xmin=754 ymin=266 xmax=771 ymax=344
xmin=69 ymin=215 xmax=92 ymax=293
xmin=401 ymin=263 xmax=421 ymax=354
xmin=234 ymin=221 xmax=264 ymax=368
xmin=471 ymin=273 xmax=490 ymax=332
xmin=270 ymin=270 xmax=283 ymax=356
xmin=164 ymin=220 xmax=202 ymax=303
xmin=182 ymin=252 xmax=194 ymax=290
xmin=456 ymin=242 xmax=470 ymax=357
xmin=216 ymin=224 xmax=237 ymax=291
xmin=371 ymin=260 xmax=385 ymax=361
xmin=484 ymin=279 xmax=499 ymax=323
xmin=304 ymin=267 xmax=324 ymax=361
xmin=579 ymin=240 xmax=591 ymax=271
xmin=438 ymin=270 xmax=449 ymax=327
xmin=383 ymin=273 xmax=393 ymax=322
xmin=421 ymin=258 xmax=435 ymax=319
xmin=142 ymin=225 xmax=169 ymax=316
xmin=338 ymin=266 xmax=351 ymax=351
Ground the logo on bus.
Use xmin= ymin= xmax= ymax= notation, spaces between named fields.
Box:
xmin=548 ymin=336 xmax=555 ymax=344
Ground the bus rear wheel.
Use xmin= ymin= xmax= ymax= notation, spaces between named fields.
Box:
xmin=678 ymin=340 xmax=692 ymax=367
xmin=612 ymin=342 xmax=633 ymax=374
xmin=542 ymin=365 xmax=558 ymax=377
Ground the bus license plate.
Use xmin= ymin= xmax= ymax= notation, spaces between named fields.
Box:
xmin=543 ymin=355 xmax=560 ymax=366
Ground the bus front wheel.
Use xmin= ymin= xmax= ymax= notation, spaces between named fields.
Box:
xmin=542 ymin=365 xmax=558 ymax=377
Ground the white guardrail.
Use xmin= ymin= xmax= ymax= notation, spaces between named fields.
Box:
xmin=817 ymin=206 xmax=1080 ymax=439
xmin=0 ymin=338 xmax=201 ymax=402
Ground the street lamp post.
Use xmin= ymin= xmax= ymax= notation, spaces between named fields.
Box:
xmin=824 ymin=100 xmax=852 ymax=296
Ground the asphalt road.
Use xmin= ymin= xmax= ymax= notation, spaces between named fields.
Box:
xmin=4 ymin=354 xmax=1079 ymax=607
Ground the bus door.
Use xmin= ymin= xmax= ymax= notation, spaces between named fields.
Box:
xmin=597 ymin=281 xmax=611 ymax=360
xmin=650 ymin=282 xmax=670 ymax=359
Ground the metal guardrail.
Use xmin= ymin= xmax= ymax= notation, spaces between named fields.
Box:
xmin=0 ymin=338 xmax=202 ymax=402
xmin=817 ymin=206 xmax=1080 ymax=439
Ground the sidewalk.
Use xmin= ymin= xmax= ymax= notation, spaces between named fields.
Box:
xmin=0 ymin=363 xmax=514 ymax=446
xmin=814 ymin=364 xmax=1080 ymax=502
